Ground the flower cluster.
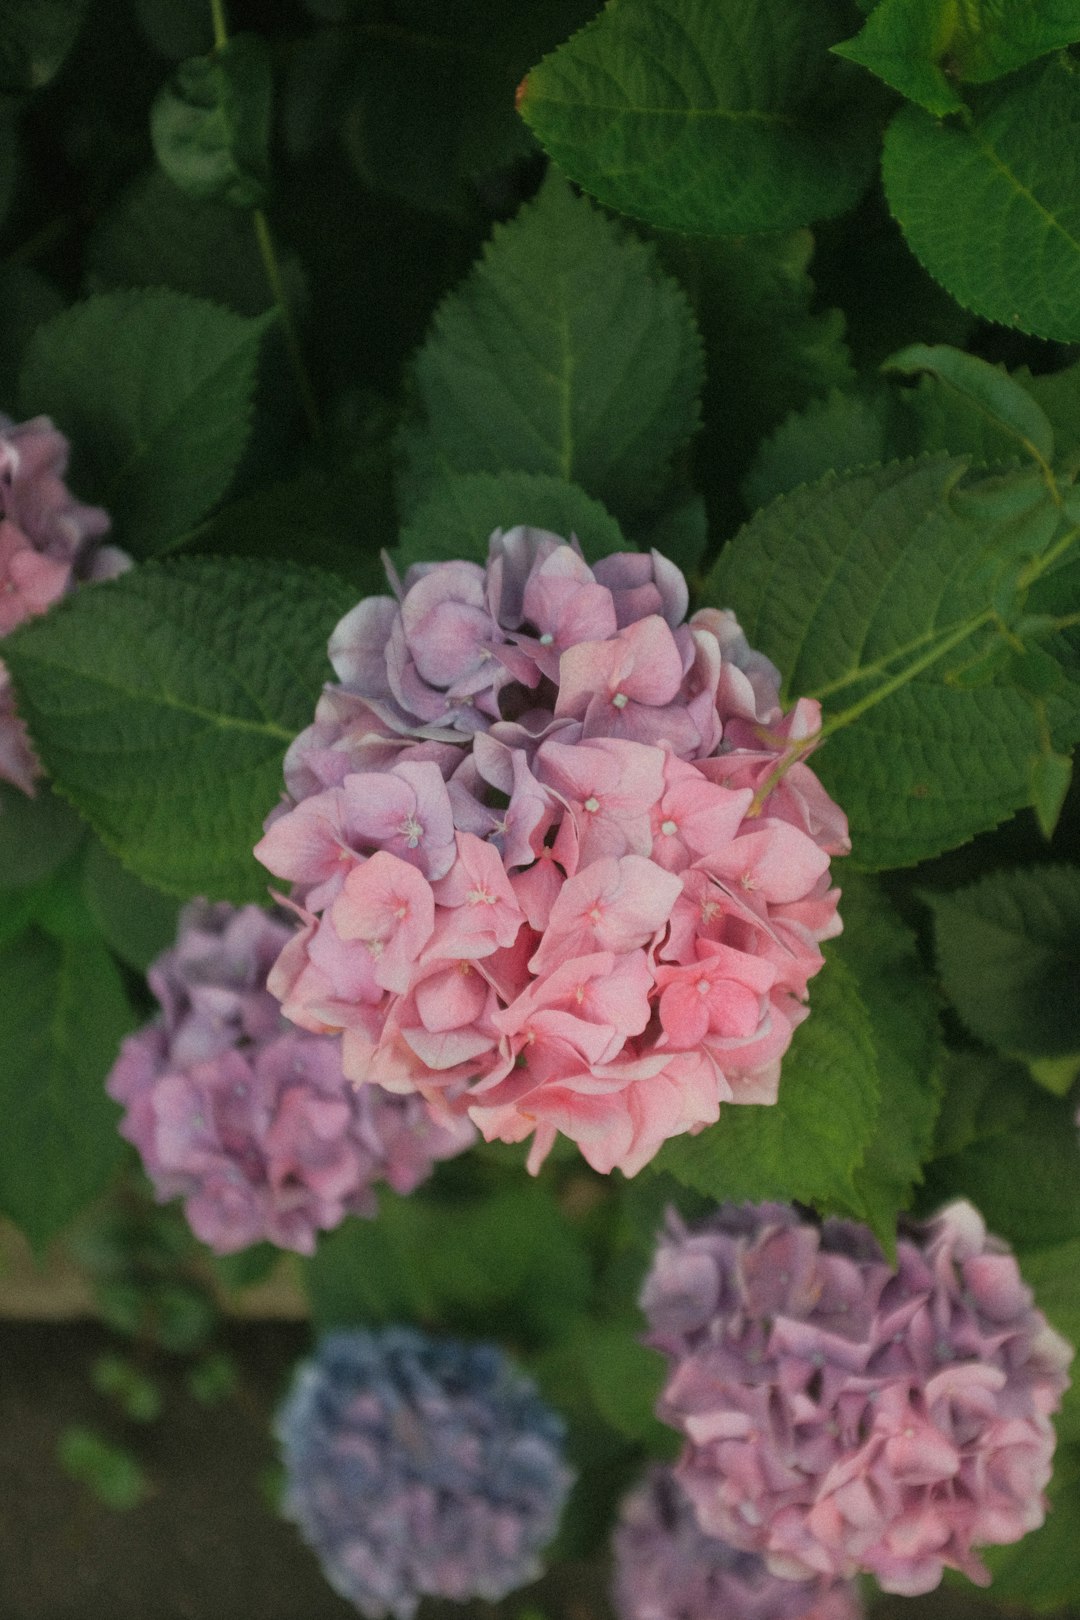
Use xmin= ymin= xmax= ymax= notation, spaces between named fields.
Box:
xmin=613 ymin=1466 xmax=862 ymax=1620
xmin=0 ymin=414 xmax=127 ymax=795
xmin=276 ymin=1326 xmax=574 ymax=1619
xmin=256 ymin=528 xmax=848 ymax=1176
xmin=642 ymin=1200 xmax=1073 ymax=1596
xmin=107 ymin=901 xmax=473 ymax=1254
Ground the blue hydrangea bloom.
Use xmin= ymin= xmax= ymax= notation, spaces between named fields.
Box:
xmin=276 ymin=1326 xmax=574 ymax=1618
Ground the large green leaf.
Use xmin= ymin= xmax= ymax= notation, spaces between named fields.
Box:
xmin=743 ymin=387 xmax=891 ymax=512
xmin=653 ymin=950 xmax=880 ymax=1211
xmin=150 ymin=34 xmax=272 ymax=210
xmin=3 ymin=558 xmax=355 ymax=901
xmin=397 ymin=471 xmax=626 ymax=570
xmin=924 ymin=865 xmax=1080 ymax=1059
xmin=19 ymin=290 xmax=273 ymax=557
xmin=399 ymin=174 xmax=704 ymax=527
xmin=884 ymin=344 xmax=1056 ymax=466
xmin=711 ymin=456 xmax=1080 ymax=868
xmin=0 ymin=927 xmax=134 ymax=1251
xmin=519 ymin=0 xmax=876 ymax=236
xmin=882 ymin=61 xmax=1080 ymax=342
xmin=82 ymin=839 xmax=182 ymax=972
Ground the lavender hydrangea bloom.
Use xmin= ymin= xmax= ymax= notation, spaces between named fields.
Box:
xmin=107 ymin=902 xmax=474 ymax=1254
xmin=613 ymin=1468 xmax=862 ymax=1620
xmin=276 ymin=1327 xmax=574 ymax=1618
xmin=641 ymin=1201 xmax=1073 ymax=1597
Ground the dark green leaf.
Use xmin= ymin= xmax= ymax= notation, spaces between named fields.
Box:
xmin=570 ymin=1320 xmax=674 ymax=1449
xmin=306 ymin=1182 xmax=592 ymax=1346
xmin=132 ymin=0 xmax=213 ymax=61
xmin=0 ymin=264 xmax=63 ymax=387
xmin=841 ymin=877 xmax=943 ymax=1244
xmin=924 ymin=865 xmax=1080 ymax=1058
xmin=929 ymin=1050 xmax=1033 ymax=1162
xmin=660 ymin=230 xmax=853 ymax=528
xmin=398 ymin=472 xmax=626 ymax=571
xmin=925 ymin=1087 xmax=1080 ymax=1249
xmin=82 ymin=838 xmax=181 ymax=972
xmin=151 ymin=35 xmax=272 ymax=210
xmin=87 ymin=170 xmax=272 ymax=317
xmin=1031 ymin=750 xmax=1074 ymax=840
xmin=520 ymin=0 xmax=876 ymax=235
xmin=3 ymin=558 xmax=355 ymax=901
xmin=949 ymin=0 xmax=1080 ymax=83
xmin=882 ymin=61 xmax=1080 ymax=342
xmin=19 ymin=290 xmax=273 ymax=556
xmin=711 ymin=457 xmax=1080 ymax=868
xmin=0 ymin=782 xmax=85 ymax=888
xmin=743 ymin=387 xmax=890 ymax=511
xmin=833 ymin=0 xmax=966 ymax=116
xmin=0 ymin=928 xmax=134 ymax=1250
xmin=884 ymin=343 xmax=1056 ymax=465
xmin=0 ymin=0 xmax=88 ymax=92
xmin=400 ymin=174 xmax=703 ymax=528
xmin=653 ymin=951 xmax=880 ymax=1212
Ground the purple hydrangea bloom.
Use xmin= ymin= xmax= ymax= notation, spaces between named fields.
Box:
xmin=276 ymin=1327 xmax=574 ymax=1618
xmin=641 ymin=1201 xmax=1073 ymax=1597
xmin=613 ymin=1467 xmax=862 ymax=1620
xmin=0 ymin=413 xmax=125 ymax=795
xmin=107 ymin=902 xmax=473 ymax=1254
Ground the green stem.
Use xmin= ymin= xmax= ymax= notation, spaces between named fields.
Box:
xmin=817 ymin=608 xmax=995 ymax=741
xmin=210 ymin=0 xmax=228 ymax=50
xmin=254 ymin=209 xmax=322 ymax=442
xmin=1018 ymin=522 xmax=1080 ymax=590
xmin=806 ymin=617 xmax=978 ymax=703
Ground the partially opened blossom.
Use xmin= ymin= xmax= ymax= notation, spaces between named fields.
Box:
xmin=0 ymin=413 xmax=124 ymax=796
xmin=641 ymin=1200 xmax=1072 ymax=1596
xmin=256 ymin=528 xmax=849 ymax=1176
xmin=275 ymin=1326 xmax=574 ymax=1619
xmin=612 ymin=1467 xmax=862 ymax=1620
xmin=107 ymin=901 xmax=473 ymax=1254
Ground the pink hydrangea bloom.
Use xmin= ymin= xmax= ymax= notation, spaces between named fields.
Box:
xmin=107 ymin=901 xmax=474 ymax=1254
xmin=612 ymin=1467 xmax=862 ymax=1620
xmin=256 ymin=529 xmax=849 ymax=1177
xmin=0 ymin=414 xmax=124 ymax=795
xmin=641 ymin=1201 xmax=1073 ymax=1597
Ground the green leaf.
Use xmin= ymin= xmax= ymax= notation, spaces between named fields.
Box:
xmin=569 ymin=1320 xmax=674 ymax=1450
xmin=172 ymin=467 xmax=391 ymax=594
xmin=711 ymin=457 xmax=1080 ymax=868
xmin=57 ymin=1427 xmax=150 ymax=1512
xmin=743 ymin=387 xmax=890 ymax=511
xmin=653 ymin=951 xmax=880 ymax=1212
xmin=0 ymin=0 xmax=88 ymax=92
xmin=833 ymin=0 xmax=966 ymax=116
xmin=1025 ymin=361 xmax=1080 ymax=473
xmin=841 ymin=877 xmax=943 ymax=1244
xmin=306 ymin=1181 xmax=592 ymax=1346
xmin=924 ymin=865 xmax=1080 ymax=1059
xmin=0 ymin=928 xmax=134 ymax=1251
xmin=92 ymin=1355 xmax=162 ymax=1423
xmin=3 ymin=558 xmax=355 ymax=902
xmin=0 ymin=264 xmax=63 ymax=386
xmin=400 ymin=174 xmax=703 ymax=528
xmin=0 ymin=782 xmax=86 ymax=889
xmin=519 ymin=0 xmax=876 ymax=236
xmin=398 ymin=472 xmax=626 ymax=571
xmin=882 ymin=61 xmax=1080 ymax=342
xmin=925 ymin=1087 xmax=1080 ymax=1249
xmin=19 ymin=290 xmax=273 ymax=556
xmin=150 ymin=34 xmax=272 ymax=210
xmin=884 ymin=343 xmax=1056 ymax=466
xmin=659 ymin=230 xmax=854 ymax=528
xmin=82 ymin=839 xmax=181 ymax=972
xmin=948 ymin=0 xmax=1080 ymax=84
xmin=929 ymin=1050 xmax=1033 ymax=1161
xmin=1027 ymin=1053 xmax=1080 ymax=1098
xmin=87 ymin=170 xmax=272 ymax=317
xmin=1031 ymin=749 xmax=1074 ymax=840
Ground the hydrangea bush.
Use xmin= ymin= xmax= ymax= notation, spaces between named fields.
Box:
xmin=1 ymin=1 xmax=1080 ymax=1616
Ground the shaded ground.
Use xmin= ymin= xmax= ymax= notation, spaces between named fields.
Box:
xmin=1 ymin=1320 xmax=1077 ymax=1620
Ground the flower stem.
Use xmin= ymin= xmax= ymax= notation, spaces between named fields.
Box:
xmin=254 ymin=209 xmax=322 ymax=443
xmin=210 ymin=0 xmax=228 ymax=50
